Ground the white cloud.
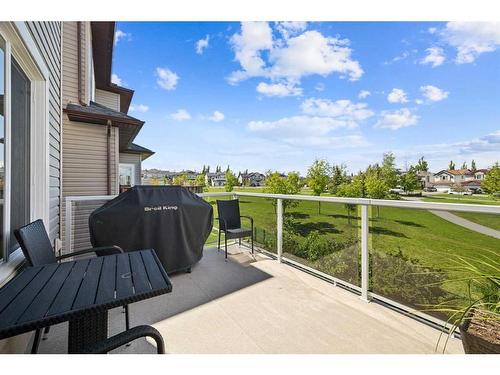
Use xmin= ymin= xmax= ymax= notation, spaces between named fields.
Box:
xmin=228 ymin=22 xmax=273 ymax=84
xmin=358 ymin=90 xmax=371 ymax=99
xmin=275 ymin=22 xmax=308 ymax=39
xmin=208 ymin=111 xmax=225 ymax=122
xmin=454 ymin=130 xmax=500 ymax=154
xmin=384 ymin=51 xmax=410 ymax=65
xmin=114 ymin=30 xmax=131 ymax=45
xmin=170 ymin=109 xmax=191 ymax=121
xmin=374 ymin=108 xmax=419 ymax=130
xmin=314 ymin=83 xmax=325 ymax=92
xmin=156 ymin=67 xmax=179 ymax=90
xmin=248 ymin=115 xmax=357 ymax=137
xmin=420 ymin=47 xmax=446 ymax=67
xmin=129 ymin=104 xmax=149 ymax=113
xmin=300 ymin=98 xmax=374 ymax=123
xmin=228 ymin=22 xmax=363 ymax=92
xmin=428 ymin=27 xmax=437 ymax=35
xmin=268 ymin=30 xmax=363 ymax=82
xmin=111 ymin=73 xmax=122 ymax=86
xmin=420 ymin=85 xmax=449 ymax=102
xmin=387 ymin=88 xmax=408 ymax=103
xmin=441 ymin=22 xmax=500 ymax=64
xmin=256 ymin=82 xmax=302 ymax=97
xmin=195 ymin=35 xmax=210 ymax=55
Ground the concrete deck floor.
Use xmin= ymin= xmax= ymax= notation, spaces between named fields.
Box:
xmin=37 ymin=245 xmax=463 ymax=354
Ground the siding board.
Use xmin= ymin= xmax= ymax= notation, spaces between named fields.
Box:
xmin=26 ymin=22 xmax=62 ymax=244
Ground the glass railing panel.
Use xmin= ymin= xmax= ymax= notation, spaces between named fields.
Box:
xmin=239 ymin=195 xmax=277 ymax=254
xmin=202 ymin=194 xmax=232 ymax=247
xmin=369 ymin=205 xmax=500 ymax=321
xmin=281 ymin=200 xmax=361 ymax=287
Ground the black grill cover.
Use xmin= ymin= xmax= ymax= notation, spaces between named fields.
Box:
xmin=89 ymin=186 xmax=213 ymax=273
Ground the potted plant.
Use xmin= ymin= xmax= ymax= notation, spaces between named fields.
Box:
xmin=430 ymin=251 xmax=499 ymax=354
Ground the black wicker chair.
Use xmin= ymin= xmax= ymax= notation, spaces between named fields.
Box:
xmin=216 ymin=199 xmax=254 ymax=260
xmin=82 ymin=325 xmax=165 ymax=354
xmin=14 ymin=219 xmax=128 ymax=353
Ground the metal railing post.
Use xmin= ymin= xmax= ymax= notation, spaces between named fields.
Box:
xmin=360 ymin=204 xmax=370 ymax=302
xmin=277 ymin=198 xmax=283 ymax=263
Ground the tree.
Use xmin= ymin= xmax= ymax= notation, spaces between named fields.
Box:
xmin=398 ymin=168 xmax=419 ymax=194
xmin=482 ymin=163 xmax=500 ymax=197
xmin=329 ymin=163 xmax=348 ymax=194
xmin=415 ymin=156 xmax=428 ymax=172
xmin=195 ymin=173 xmax=206 ymax=189
xmin=448 ymin=160 xmax=455 ymax=170
xmin=172 ymin=173 xmax=188 ymax=186
xmin=365 ymin=173 xmax=389 ymax=217
xmin=471 ymin=160 xmax=477 ymax=172
xmin=461 ymin=161 xmax=468 ymax=170
xmin=225 ymin=169 xmax=238 ymax=192
xmin=264 ymin=171 xmax=302 ymax=214
xmin=380 ymin=152 xmax=398 ymax=188
xmin=306 ymin=159 xmax=331 ymax=214
xmin=336 ymin=173 xmax=365 ymax=225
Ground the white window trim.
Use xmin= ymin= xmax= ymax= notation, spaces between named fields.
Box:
xmin=119 ymin=163 xmax=136 ymax=186
xmin=0 ymin=22 xmax=50 ymax=282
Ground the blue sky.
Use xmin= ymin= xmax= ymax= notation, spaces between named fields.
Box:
xmin=112 ymin=22 xmax=500 ymax=174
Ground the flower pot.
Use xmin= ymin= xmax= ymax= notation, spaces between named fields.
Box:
xmin=459 ymin=310 xmax=500 ymax=354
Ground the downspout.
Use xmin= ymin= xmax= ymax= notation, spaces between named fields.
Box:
xmin=77 ymin=21 xmax=85 ymax=106
xmin=106 ymin=120 xmax=112 ymax=195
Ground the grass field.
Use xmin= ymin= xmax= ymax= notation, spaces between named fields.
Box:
xmin=202 ymin=188 xmax=500 ymax=315
xmin=422 ymin=194 xmax=500 ymax=231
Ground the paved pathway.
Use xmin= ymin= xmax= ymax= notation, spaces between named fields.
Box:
xmin=401 ymin=196 xmax=500 ymax=239
xmin=429 ymin=210 xmax=500 ymax=239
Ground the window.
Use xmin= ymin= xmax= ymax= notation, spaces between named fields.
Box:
xmin=119 ymin=163 xmax=136 ymax=187
xmin=0 ymin=23 xmax=49 ymax=264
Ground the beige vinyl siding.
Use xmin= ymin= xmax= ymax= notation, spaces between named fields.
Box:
xmin=26 ymin=22 xmax=62 ymax=243
xmin=119 ymin=152 xmax=142 ymax=185
xmin=95 ymin=89 xmax=120 ymax=111
xmin=61 ymin=119 xmax=119 ymax=252
xmin=62 ymin=21 xmax=90 ymax=106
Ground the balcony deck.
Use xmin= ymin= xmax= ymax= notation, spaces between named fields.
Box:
xmin=37 ymin=245 xmax=463 ymax=354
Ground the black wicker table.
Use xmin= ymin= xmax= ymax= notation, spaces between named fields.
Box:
xmin=0 ymin=249 xmax=172 ymax=353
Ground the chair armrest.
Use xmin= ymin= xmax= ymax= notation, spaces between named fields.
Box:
xmin=56 ymin=245 xmax=124 ymax=261
xmin=80 ymin=325 xmax=165 ymax=354
xmin=240 ymin=215 xmax=254 ymax=227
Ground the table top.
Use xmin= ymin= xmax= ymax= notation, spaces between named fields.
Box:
xmin=0 ymin=249 xmax=172 ymax=340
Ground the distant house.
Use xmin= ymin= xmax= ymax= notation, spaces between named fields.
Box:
xmin=432 ymin=168 xmax=489 ymax=192
xmin=433 ymin=169 xmax=474 ymax=184
xmin=206 ymin=172 xmax=226 ymax=187
xmin=416 ymin=171 xmax=434 ymax=188
xmin=473 ymin=169 xmax=489 ymax=181
xmin=238 ymin=172 xmax=265 ymax=187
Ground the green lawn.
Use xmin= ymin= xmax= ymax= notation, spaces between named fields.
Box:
xmin=202 ymin=189 xmax=500 ymax=316
xmin=422 ymin=194 xmax=500 ymax=231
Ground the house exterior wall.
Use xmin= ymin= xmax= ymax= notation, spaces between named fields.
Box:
xmin=25 ymin=22 xmax=62 ymax=243
xmin=95 ymin=89 xmax=120 ymax=111
xmin=60 ymin=21 xmax=120 ymax=253
xmin=61 ymin=119 xmax=119 ymax=252
xmin=119 ymin=152 xmax=142 ymax=184
xmin=61 ymin=21 xmax=91 ymax=106
xmin=0 ymin=21 xmax=63 ymax=355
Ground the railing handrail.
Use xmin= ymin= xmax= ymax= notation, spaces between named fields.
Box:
xmin=199 ymin=191 xmax=500 ymax=214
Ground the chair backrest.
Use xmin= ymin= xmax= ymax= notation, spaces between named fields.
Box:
xmin=14 ymin=219 xmax=57 ymax=266
xmin=216 ymin=199 xmax=241 ymax=230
